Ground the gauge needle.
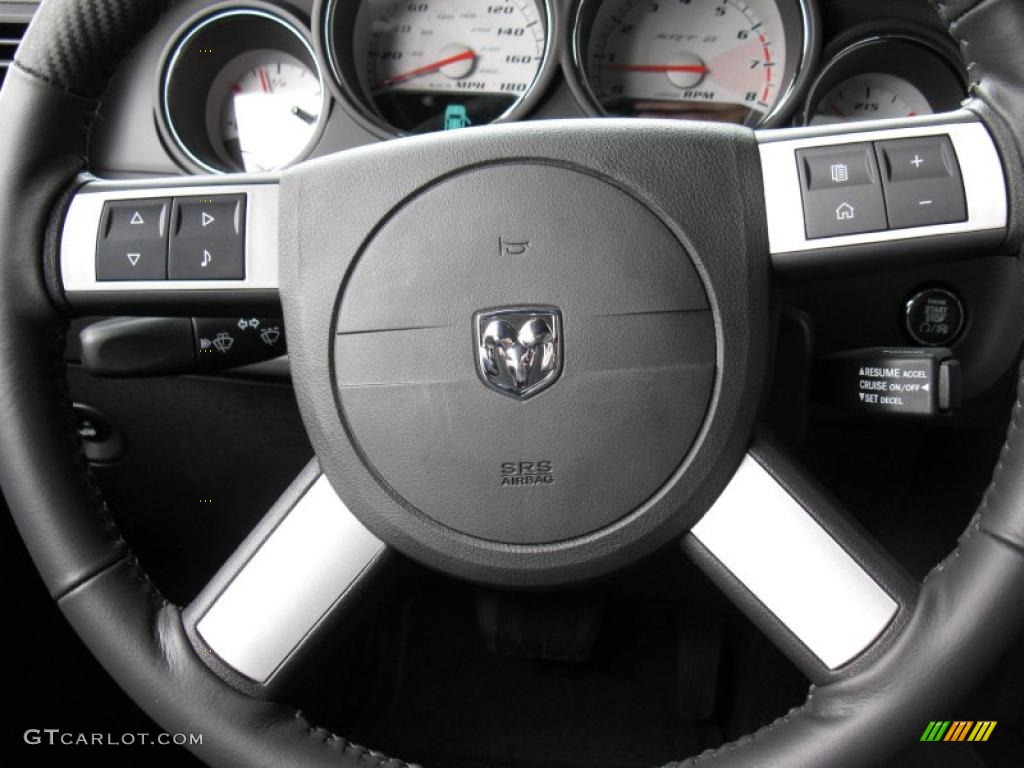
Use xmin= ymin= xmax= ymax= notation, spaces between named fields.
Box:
xmin=374 ymin=49 xmax=477 ymax=90
xmin=258 ymin=67 xmax=272 ymax=93
xmin=603 ymin=64 xmax=710 ymax=74
xmin=291 ymin=106 xmax=318 ymax=125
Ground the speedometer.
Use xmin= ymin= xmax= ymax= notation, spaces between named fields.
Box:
xmin=323 ymin=0 xmax=557 ymax=135
xmin=572 ymin=0 xmax=815 ymax=126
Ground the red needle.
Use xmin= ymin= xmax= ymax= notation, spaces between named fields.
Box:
xmin=375 ymin=49 xmax=476 ymax=89
xmin=257 ymin=67 xmax=272 ymax=93
xmin=603 ymin=64 xmax=709 ymax=74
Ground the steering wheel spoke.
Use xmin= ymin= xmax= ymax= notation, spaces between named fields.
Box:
xmin=758 ymin=111 xmax=1009 ymax=275
xmin=182 ymin=461 xmax=391 ymax=695
xmin=58 ymin=175 xmax=280 ymax=315
xmin=687 ymin=439 xmax=917 ymax=682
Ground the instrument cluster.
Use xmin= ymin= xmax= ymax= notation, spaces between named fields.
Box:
xmin=154 ymin=0 xmax=968 ymax=173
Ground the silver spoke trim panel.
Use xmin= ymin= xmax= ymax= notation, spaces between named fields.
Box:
xmin=758 ymin=115 xmax=1007 ymax=254
xmin=691 ymin=455 xmax=898 ymax=669
xmin=195 ymin=475 xmax=384 ymax=683
xmin=61 ymin=177 xmax=279 ymax=294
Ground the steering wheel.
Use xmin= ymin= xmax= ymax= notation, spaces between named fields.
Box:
xmin=4 ymin=0 xmax=1024 ymax=765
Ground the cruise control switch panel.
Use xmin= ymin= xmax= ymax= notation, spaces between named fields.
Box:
xmin=80 ymin=316 xmax=285 ymax=377
xmin=817 ymin=347 xmax=961 ymax=417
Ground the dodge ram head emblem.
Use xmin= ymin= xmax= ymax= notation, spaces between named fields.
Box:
xmin=475 ymin=308 xmax=562 ymax=400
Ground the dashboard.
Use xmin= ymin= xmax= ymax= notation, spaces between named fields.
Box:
xmin=39 ymin=0 xmax=966 ymax=177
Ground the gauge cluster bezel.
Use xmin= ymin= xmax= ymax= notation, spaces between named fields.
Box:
xmin=157 ymin=1 xmax=330 ymax=175
xmin=565 ymin=0 xmax=821 ymax=128
xmin=317 ymin=0 xmax=562 ymax=139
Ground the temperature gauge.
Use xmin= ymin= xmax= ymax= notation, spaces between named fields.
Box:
xmin=810 ymin=73 xmax=931 ymax=125
xmin=802 ymin=36 xmax=966 ymax=127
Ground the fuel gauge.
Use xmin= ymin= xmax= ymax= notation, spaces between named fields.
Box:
xmin=211 ymin=51 xmax=324 ymax=172
xmin=160 ymin=8 xmax=328 ymax=174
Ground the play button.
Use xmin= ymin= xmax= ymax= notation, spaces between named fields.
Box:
xmin=202 ymin=212 xmax=215 ymax=227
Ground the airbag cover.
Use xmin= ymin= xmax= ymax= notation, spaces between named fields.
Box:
xmin=333 ymin=163 xmax=714 ymax=543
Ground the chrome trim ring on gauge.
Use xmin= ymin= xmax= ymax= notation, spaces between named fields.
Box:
xmin=159 ymin=4 xmax=329 ymax=174
xmin=567 ymin=0 xmax=819 ymax=128
xmin=800 ymin=34 xmax=967 ymax=126
xmin=320 ymin=0 xmax=561 ymax=138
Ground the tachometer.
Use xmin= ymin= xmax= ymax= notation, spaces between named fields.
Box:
xmin=323 ymin=0 xmax=557 ymax=135
xmin=572 ymin=0 xmax=815 ymax=126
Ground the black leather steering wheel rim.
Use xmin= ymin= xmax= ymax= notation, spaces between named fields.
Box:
xmin=3 ymin=1 xmax=1024 ymax=766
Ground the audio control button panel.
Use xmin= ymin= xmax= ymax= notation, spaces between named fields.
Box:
xmin=96 ymin=194 xmax=246 ymax=282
